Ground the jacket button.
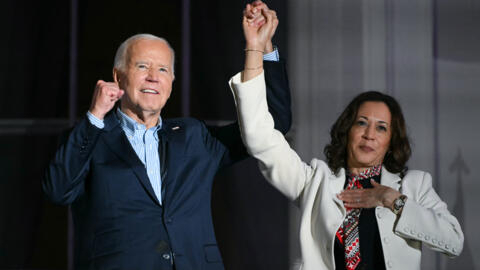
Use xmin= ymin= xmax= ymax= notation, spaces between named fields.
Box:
xmin=162 ymin=253 xmax=171 ymax=260
xmin=439 ymin=240 xmax=445 ymax=246
xmin=387 ymin=261 xmax=393 ymax=268
xmin=425 ymin=235 xmax=430 ymax=241
xmin=166 ymin=218 xmax=173 ymax=223
xmin=432 ymin=239 xmax=437 ymax=244
xmin=446 ymin=244 xmax=450 ymax=250
xmin=377 ymin=212 xmax=383 ymax=219
xmin=417 ymin=232 xmax=423 ymax=238
xmin=383 ymin=237 xmax=390 ymax=244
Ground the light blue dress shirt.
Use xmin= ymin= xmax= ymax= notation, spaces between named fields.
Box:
xmin=263 ymin=47 xmax=280 ymax=61
xmin=87 ymin=108 xmax=163 ymax=203
xmin=86 ymin=48 xmax=280 ymax=204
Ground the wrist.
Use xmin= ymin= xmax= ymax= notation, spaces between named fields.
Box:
xmin=245 ymin=42 xmax=265 ymax=52
xmin=89 ymin=108 xmax=106 ymax=120
xmin=383 ymin=189 xmax=401 ymax=209
xmin=391 ymin=194 xmax=408 ymax=215
xmin=264 ymin=41 xmax=274 ymax=53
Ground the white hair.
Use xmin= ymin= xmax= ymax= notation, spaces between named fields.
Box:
xmin=113 ymin=33 xmax=175 ymax=75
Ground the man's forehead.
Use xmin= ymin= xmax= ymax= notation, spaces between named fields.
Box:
xmin=127 ymin=39 xmax=172 ymax=59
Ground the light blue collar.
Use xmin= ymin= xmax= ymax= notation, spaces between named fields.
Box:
xmin=116 ymin=108 xmax=162 ymax=139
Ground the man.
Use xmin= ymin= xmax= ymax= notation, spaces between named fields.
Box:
xmin=43 ymin=3 xmax=290 ymax=270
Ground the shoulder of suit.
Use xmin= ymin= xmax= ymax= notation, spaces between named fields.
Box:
xmin=403 ymin=169 xmax=428 ymax=180
xmin=309 ymin=159 xmax=336 ymax=175
xmin=400 ymin=169 xmax=433 ymax=193
xmin=162 ymin=117 xmax=204 ymax=130
xmin=309 ymin=158 xmax=327 ymax=168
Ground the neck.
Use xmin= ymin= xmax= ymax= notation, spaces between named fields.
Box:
xmin=348 ymin=167 xmax=368 ymax=176
xmin=121 ymin=107 xmax=160 ymax=129
xmin=348 ymin=164 xmax=382 ymax=176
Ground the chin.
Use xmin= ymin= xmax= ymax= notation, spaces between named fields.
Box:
xmin=354 ymin=157 xmax=379 ymax=168
xmin=139 ymin=103 xmax=163 ymax=111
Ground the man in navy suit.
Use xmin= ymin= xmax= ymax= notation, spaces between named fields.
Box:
xmin=43 ymin=3 xmax=290 ymax=270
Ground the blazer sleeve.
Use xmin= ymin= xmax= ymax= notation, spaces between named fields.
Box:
xmin=393 ymin=170 xmax=464 ymax=257
xmin=209 ymin=60 xmax=292 ymax=167
xmin=229 ymin=71 xmax=313 ymax=201
xmin=42 ymin=118 xmax=102 ymax=205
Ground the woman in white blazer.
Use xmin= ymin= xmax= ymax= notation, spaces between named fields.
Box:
xmin=232 ymin=5 xmax=464 ymax=270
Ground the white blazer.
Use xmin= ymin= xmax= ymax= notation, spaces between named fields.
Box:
xmin=229 ymin=72 xmax=464 ymax=270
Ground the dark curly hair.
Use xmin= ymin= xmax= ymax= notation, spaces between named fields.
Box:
xmin=324 ymin=91 xmax=411 ymax=175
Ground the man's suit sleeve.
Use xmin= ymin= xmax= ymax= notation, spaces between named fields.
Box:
xmin=264 ymin=59 xmax=292 ymax=135
xmin=43 ymin=118 xmax=102 ymax=205
xmin=209 ymin=59 xmax=292 ymax=167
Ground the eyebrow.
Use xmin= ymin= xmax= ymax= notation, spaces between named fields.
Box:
xmin=358 ymin=116 xmax=389 ymax=126
xmin=135 ymin=61 xmax=170 ymax=68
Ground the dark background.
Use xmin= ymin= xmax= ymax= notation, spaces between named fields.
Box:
xmin=0 ymin=0 xmax=290 ymax=269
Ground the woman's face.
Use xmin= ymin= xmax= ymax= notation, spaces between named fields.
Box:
xmin=347 ymin=101 xmax=392 ymax=173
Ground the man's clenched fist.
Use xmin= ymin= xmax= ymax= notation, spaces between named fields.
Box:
xmin=89 ymin=80 xmax=124 ymax=120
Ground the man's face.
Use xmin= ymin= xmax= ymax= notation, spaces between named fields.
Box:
xmin=115 ymin=39 xmax=174 ymax=117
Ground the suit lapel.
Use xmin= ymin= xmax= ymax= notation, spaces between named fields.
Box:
xmin=157 ymin=120 xmax=187 ymax=209
xmin=330 ymin=166 xmax=401 ymax=192
xmin=329 ymin=168 xmax=347 ymax=208
xmin=329 ymin=168 xmax=346 ymax=194
xmin=322 ymin=166 xmax=401 ymax=223
xmin=158 ymin=124 xmax=172 ymax=206
xmin=102 ymin=113 xmax=161 ymax=206
xmin=380 ymin=166 xmax=402 ymax=191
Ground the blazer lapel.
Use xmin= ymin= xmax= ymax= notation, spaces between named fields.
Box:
xmin=158 ymin=126 xmax=171 ymax=206
xmin=330 ymin=167 xmax=402 ymax=192
xmin=329 ymin=168 xmax=347 ymax=208
xmin=157 ymin=120 xmax=187 ymax=209
xmin=380 ymin=166 xmax=402 ymax=191
xmin=102 ymin=113 xmax=161 ymax=206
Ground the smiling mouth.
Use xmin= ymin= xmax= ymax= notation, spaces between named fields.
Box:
xmin=141 ymin=89 xmax=159 ymax=94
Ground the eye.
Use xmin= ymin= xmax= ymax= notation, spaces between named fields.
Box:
xmin=137 ymin=64 xmax=148 ymax=69
xmin=356 ymin=120 xmax=367 ymax=126
xmin=159 ymin=67 xmax=168 ymax=72
xmin=376 ymin=125 xmax=388 ymax=132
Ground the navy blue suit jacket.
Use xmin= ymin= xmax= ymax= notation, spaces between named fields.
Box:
xmin=43 ymin=61 xmax=291 ymax=270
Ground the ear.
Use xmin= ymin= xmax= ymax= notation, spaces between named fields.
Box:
xmin=113 ymin=68 xmax=121 ymax=84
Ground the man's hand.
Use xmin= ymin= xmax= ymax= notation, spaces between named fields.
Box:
xmin=337 ymin=180 xmax=402 ymax=209
xmin=89 ymin=80 xmax=124 ymax=120
xmin=243 ymin=1 xmax=278 ymax=53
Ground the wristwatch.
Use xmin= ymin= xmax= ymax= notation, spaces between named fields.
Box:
xmin=392 ymin=195 xmax=407 ymax=215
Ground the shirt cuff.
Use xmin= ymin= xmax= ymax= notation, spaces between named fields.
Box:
xmin=87 ymin=111 xmax=105 ymax=129
xmin=263 ymin=47 xmax=280 ymax=62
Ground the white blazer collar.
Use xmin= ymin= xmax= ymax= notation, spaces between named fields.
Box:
xmin=380 ymin=166 xmax=402 ymax=190
xmin=329 ymin=166 xmax=402 ymax=193
xmin=330 ymin=167 xmax=346 ymax=195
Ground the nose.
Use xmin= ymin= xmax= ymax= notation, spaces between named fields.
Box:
xmin=146 ymin=68 xmax=159 ymax=83
xmin=362 ymin=125 xmax=375 ymax=140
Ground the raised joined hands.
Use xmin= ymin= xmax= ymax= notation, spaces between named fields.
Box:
xmin=243 ymin=1 xmax=278 ymax=53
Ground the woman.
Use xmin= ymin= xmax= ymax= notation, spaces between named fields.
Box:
xmin=232 ymin=5 xmax=464 ymax=270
